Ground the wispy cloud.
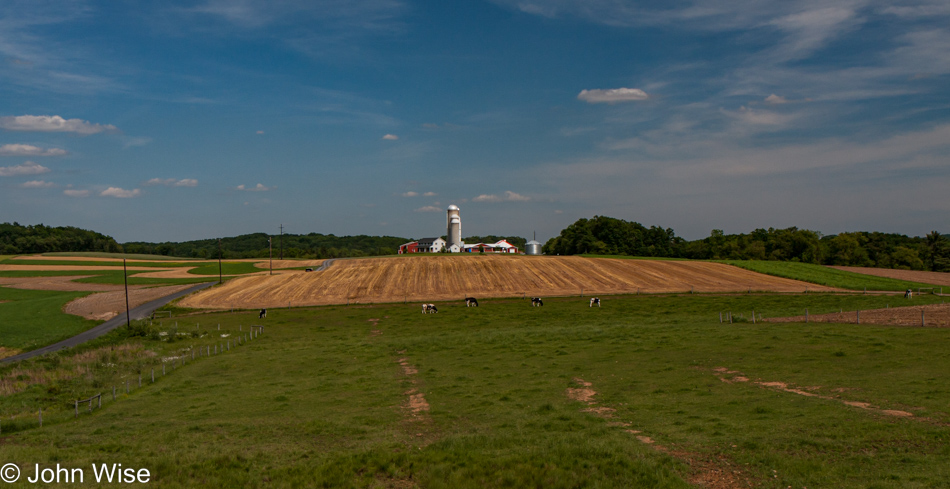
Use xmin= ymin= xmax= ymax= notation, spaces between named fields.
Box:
xmin=578 ymin=88 xmax=649 ymax=104
xmin=414 ymin=205 xmax=442 ymax=212
xmin=472 ymin=191 xmax=530 ymax=203
xmin=236 ymin=183 xmax=273 ymax=192
xmin=0 ymin=115 xmax=118 ymax=134
xmin=144 ymin=178 xmax=198 ymax=187
xmin=423 ymin=191 xmax=437 ymax=197
xmin=19 ymin=180 xmax=55 ymax=188
xmin=401 ymin=191 xmax=418 ymax=197
xmin=0 ymin=144 xmax=67 ymax=156
xmin=0 ymin=160 xmax=50 ymax=177
xmin=100 ymin=187 xmax=141 ymax=198
xmin=382 ymin=133 xmax=399 ymax=140
xmin=63 ymin=189 xmax=89 ymax=198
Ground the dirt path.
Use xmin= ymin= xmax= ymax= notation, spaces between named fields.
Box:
xmin=829 ymin=266 xmax=950 ymax=287
xmin=566 ymin=378 xmax=750 ymax=489
xmin=711 ymin=367 xmax=917 ymax=419
xmin=179 ymin=255 xmax=832 ymax=309
xmin=763 ymin=303 xmax=950 ymax=327
xmin=63 ymin=284 xmax=198 ymax=320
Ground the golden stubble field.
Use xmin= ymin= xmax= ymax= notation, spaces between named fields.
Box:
xmin=178 ymin=255 xmax=834 ymax=309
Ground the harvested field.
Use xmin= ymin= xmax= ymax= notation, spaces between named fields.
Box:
xmin=829 ymin=266 xmax=950 ymax=287
xmin=179 ymin=255 xmax=834 ymax=309
xmin=63 ymin=284 xmax=198 ymax=320
xmin=252 ymin=259 xmax=325 ymax=269
xmin=764 ymin=303 xmax=950 ymax=327
xmin=0 ymin=275 xmax=138 ymax=292
xmin=0 ymin=264 xmax=165 ymax=272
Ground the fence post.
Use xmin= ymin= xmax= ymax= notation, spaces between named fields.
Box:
xmin=126 ymin=381 xmax=129 ymax=394
xmin=719 ymin=312 xmax=722 ymax=324
xmin=752 ymin=310 xmax=756 ymax=325
xmin=151 ymin=369 xmax=154 ymax=383
xmin=857 ymin=310 xmax=860 ymax=324
xmin=39 ymin=408 xmax=42 ymax=427
xmin=113 ymin=385 xmax=116 ymax=401
xmin=139 ymin=375 xmax=142 ymax=388
xmin=163 ymin=364 xmax=166 ymax=376
xmin=98 ymin=394 xmax=101 ymax=409
xmin=922 ymin=310 xmax=925 ymax=327
xmin=75 ymin=400 xmax=78 ymax=418
xmin=729 ymin=312 xmax=733 ymax=324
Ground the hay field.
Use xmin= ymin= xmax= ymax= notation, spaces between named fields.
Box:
xmin=179 ymin=255 xmax=834 ymax=309
xmin=63 ymin=284 xmax=198 ymax=320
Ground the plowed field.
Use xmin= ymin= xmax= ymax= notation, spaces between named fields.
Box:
xmin=829 ymin=266 xmax=950 ymax=287
xmin=178 ymin=255 xmax=833 ymax=309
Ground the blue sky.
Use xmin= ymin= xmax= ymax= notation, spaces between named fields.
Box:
xmin=1 ymin=0 xmax=948 ymax=243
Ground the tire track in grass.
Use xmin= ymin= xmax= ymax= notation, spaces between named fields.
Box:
xmin=712 ymin=367 xmax=920 ymax=419
xmin=368 ymin=317 xmax=433 ymax=444
xmin=566 ymin=378 xmax=752 ymax=489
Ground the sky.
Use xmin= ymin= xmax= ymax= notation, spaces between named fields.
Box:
xmin=1 ymin=0 xmax=948 ymax=243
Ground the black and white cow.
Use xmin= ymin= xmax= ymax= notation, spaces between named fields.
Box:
xmin=422 ymin=303 xmax=438 ymax=314
xmin=905 ymin=289 xmax=913 ymax=299
xmin=531 ymin=297 xmax=543 ymax=307
xmin=465 ymin=297 xmax=479 ymax=307
xmin=589 ymin=297 xmax=600 ymax=307
xmin=259 ymin=308 xmax=267 ymax=319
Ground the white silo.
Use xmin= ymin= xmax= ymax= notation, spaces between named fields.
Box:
xmin=446 ymin=205 xmax=462 ymax=252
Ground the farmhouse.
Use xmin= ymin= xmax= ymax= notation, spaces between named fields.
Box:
xmin=463 ymin=240 xmax=519 ymax=253
xmin=399 ymin=237 xmax=446 ymax=253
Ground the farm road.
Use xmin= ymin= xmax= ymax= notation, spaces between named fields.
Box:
xmin=1 ymin=282 xmax=214 ymax=364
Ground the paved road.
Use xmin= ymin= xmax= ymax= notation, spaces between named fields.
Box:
xmin=1 ymin=281 xmax=215 ymax=364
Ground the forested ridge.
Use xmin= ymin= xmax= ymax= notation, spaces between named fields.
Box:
xmin=543 ymin=216 xmax=950 ymax=272
xmin=0 ymin=222 xmax=121 ymax=254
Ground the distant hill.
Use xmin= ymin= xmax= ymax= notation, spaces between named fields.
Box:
xmin=123 ymin=233 xmax=411 ymax=259
xmin=0 ymin=222 xmax=122 ymax=254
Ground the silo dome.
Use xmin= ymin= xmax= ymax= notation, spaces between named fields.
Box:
xmin=447 ymin=204 xmax=459 ymax=211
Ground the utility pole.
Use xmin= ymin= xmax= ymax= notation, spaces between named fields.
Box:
xmin=123 ymin=259 xmax=131 ymax=329
xmin=269 ymin=237 xmax=273 ymax=275
xmin=217 ymin=238 xmax=223 ymax=284
xmin=279 ymin=223 xmax=284 ymax=260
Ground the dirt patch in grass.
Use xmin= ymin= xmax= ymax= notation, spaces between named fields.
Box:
xmin=830 ymin=266 xmax=950 ymax=287
xmin=0 ymin=346 xmax=22 ymax=360
xmin=63 ymin=284 xmax=197 ymax=320
xmin=763 ymin=303 xmax=950 ymax=327
xmin=566 ymin=377 xmax=750 ymax=488
xmin=712 ymin=367 xmax=917 ymax=419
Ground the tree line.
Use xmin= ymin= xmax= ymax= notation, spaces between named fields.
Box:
xmin=543 ymin=216 xmax=950 ymax=272
xmin=0 ymin=222 xmax=121 ymax=255
xmin=123 ymin=233 xmax=410 ymax=259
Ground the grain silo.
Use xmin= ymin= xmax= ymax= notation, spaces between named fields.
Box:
xmin=526 ymin=232 xmax=542 ymax=255
xmin=446 ymin=205 xmax=462 ymax=252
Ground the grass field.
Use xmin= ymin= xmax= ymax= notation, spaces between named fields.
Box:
xmin=1 ymin=293 xmax=949 ymax=487
xmin=0 ymin=288 xmax=99 ymax=352
xmin=0 ymin=270 xmax=214 ymax=285
xmin=39 ymin=252 xmax=196 ymax=261
xmin=721 ymin=260 xmax=938 ymax=291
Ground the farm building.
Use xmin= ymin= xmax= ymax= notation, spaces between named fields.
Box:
xmin=462 ymin=240 xmax=519 ymax=253
xmin=399 ymin=237 xmax=446 ymax=254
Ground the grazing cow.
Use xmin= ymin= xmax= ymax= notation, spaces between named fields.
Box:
xmin=259 ymin=308 xmax=267 ymax=319
xmin=465 ymin=297 xmax=479 ymax=307
xmin=905 ymin=289 xmax=913 ymax=299
xmin=531 ymin=297 xmax=543 ymax=307
xmin=422 ymin=303 xmax=438 ymax=314
xmin=589 ymin=297 xmax=601 ymax=307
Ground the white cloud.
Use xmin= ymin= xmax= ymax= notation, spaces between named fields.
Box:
xmin=577 ymin=88 xmax=649 ymax=104
xmin=0 ymin=115 xmax=118 ymax=135
xmin=0 ymin=144 xmax=67 ymax=156
xmin=236 ymin=183 xmax=272 ymax=192
xmin=473 ymin=191 xmax=530 ymax=202
xmin=100 ymin=187 xmax=141 ymax=198
xmin=382 ymin=134 xmax=399 ymax=140
xmin=0 ymin=161 xmax=50 ymax=177
xmin=423 ymin=191 xmax=437 ymax=197
xmin=415 ymin=205 xmax=442 ymax=212
xmin=256 ymin=130 xmax=265 ymax=134
xmin=145 ymin=178 xmax=198 ymax=187
xmin=401 ymin=191 xmax=418 ymax=197
xmin=20 ymin=180 xmax=55 ymax=188
xmin=764 ymin=94 xmax=788 ymax=104
xmin=63 ymin=189 xmax=89 ymax=197
xmin=723 ymin=106 xmax=792 ymax=126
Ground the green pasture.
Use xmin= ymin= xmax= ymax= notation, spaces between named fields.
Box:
xmin=0 ymin=270 xmax=214 ymax=286
xmin=39 ymin=252 xmax=196 ymax=261
xmin=187 ymin=261 xmax=264 ymax=275
xmin=1 ymin=293 xmax=949 ymax=487
xmin=721 ymin=260 xmax=939 ymax=291
xmin=0 ymin=288 xmax=99 ymax=351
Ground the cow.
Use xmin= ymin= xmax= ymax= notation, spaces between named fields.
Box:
xmin=422 ymin=303 xmax=438 ymax=314
xmin=259 ymin=308 xmax=267 ymax=319
xmin=531 ymin=297 xmax=543 ymax=307
xmin=589 ymin=297 xmax=600 ymax=307
xmin=905 ymin=289 xmax=913 ymax=299
xmin=465 ymin=297 xmax=479 ymax=307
